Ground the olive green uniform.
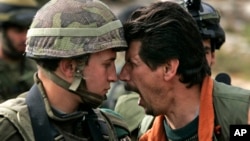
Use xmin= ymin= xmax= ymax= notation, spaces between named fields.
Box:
xmin=0 ymin=58 xmax=36 ymax=103
xmin=0 ymin=74 xmax=130 ymax=141
xmin=0 ymin=0 xmax=38 ymax=103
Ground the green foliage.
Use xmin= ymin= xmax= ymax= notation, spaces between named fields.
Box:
xmin=213 ymin=48 xmax=250 ymax=80
xmin=243 ymin=24 xmax=250 ymax=44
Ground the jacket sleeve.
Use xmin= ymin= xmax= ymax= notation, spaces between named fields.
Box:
xmin=0 ymin=116 xmax=23 ymax=141
xmin=100 ymin=108 xmax=131 ymax=140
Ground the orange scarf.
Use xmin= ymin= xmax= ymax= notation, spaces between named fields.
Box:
xmin=198 ymin=76 xmax=214 ymax=141
xmin=139 ymin=76 xmax=214 ymax=141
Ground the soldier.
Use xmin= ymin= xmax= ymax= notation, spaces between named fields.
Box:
xmin=0 ymin=0 xmax=38 ymax=102
xmin=186 ymin=0 xmax=225 ymax=67
xmin=0 ymin=0 xmax=130 ymax=140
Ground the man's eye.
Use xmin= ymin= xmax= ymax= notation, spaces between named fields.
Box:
xmin=104 ymin=63 xmax=111 ymax=67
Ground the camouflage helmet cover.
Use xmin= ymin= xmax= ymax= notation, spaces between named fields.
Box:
xmin=26 ymin=0 xmax=127 ymax=59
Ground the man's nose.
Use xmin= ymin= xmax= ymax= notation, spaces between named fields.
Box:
xmin=119 ymin=65 xmax=131 ymax=82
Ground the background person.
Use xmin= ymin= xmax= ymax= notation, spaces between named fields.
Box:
xmin=0 ymin=0 xmax=38 ymax=102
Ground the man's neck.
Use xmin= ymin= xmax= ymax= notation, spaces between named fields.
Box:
xmin=164 ymin=84 xmax=200 ymax=129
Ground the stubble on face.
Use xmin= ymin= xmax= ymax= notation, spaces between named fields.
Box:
xmin=122 ymin=40 xmax=165 ymax=116
xmin=6 ymin=27 xmax=27 ymax=53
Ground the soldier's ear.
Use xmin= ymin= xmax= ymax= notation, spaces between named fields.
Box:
xmin=163 ymin=59 xmax=179 ymax=81
xmin=58 ymin=59 xmax=77 ymax=78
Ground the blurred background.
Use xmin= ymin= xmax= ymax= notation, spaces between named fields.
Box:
xmin=204 ymin=0 xmax=250 ymax=89
xmin=35 ymin=0 xmax=250 ymax=88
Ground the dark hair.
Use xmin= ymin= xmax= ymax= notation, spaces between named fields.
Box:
xmin=34 ymin=54 xmax=90 ymax=71
xmin=34 ymin=58 xmax=60 ymax=71
xmin=124 ymin=1 xmax=211 ymax=87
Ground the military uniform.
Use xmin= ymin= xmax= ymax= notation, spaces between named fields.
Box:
xmin=0 ymin=58 xmax=36 ymax=103
xmin=0 ymin=0 xmax=38 ymax=103
xmin=0 ymin=74 xmax=130 ymax=141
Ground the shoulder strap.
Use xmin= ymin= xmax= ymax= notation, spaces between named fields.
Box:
xmin=26 ymin=84 xmax=59 ymax=141
xmin=85 ymin=108 xmax=107 ymax=141
xmin=0 ymin=95 xmax=34 ymax=141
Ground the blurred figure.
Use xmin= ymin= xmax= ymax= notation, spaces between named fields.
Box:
xmin=0 ymin=0 xmax=38 ymax=102
xmin=114 ymin=93 xmax=145 ymax=140
xmin=186 ymin=0 xmax=225 ymax=67
xmin=186 ymin=0 xmax=232 ymax=85
xmin=36 ymin=0 xmax=50 ymax=6
xmin=117 ymin=4 xmax=144 ymax=24
xmin=215 ymin=72 xmax=231 ymax=85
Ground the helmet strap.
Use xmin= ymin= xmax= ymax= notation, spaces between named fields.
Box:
xmin=69 ymin=60 xmax=85 ymax=91
xmin=40 ymin=66 xmax=105 ymax=108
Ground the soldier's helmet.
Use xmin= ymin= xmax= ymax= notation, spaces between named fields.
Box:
xmin=187 ymin=1 xmax=225 ymax=50
xmin=26 ymin=0 xmax=127 ymax=59
xmin=0 ymin=0 xmax=38 ymax=28
xmin=25 ymin=0 xmax=127 ymax=108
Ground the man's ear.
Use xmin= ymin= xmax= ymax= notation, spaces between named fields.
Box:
xmin=58 ymin=59 xmax=77 ymax=78
xmin=163 ymin=59 xmax=179 ymax=81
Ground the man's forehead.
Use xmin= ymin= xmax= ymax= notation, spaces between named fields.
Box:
xmin=126 ymin=41 xmax=141 ymax=57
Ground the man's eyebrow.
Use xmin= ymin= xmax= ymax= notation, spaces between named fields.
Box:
xmin=125 ymin=57 xmax=131 ymax=63
xmin=105 ymin=57 xmax=116 ymax=61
